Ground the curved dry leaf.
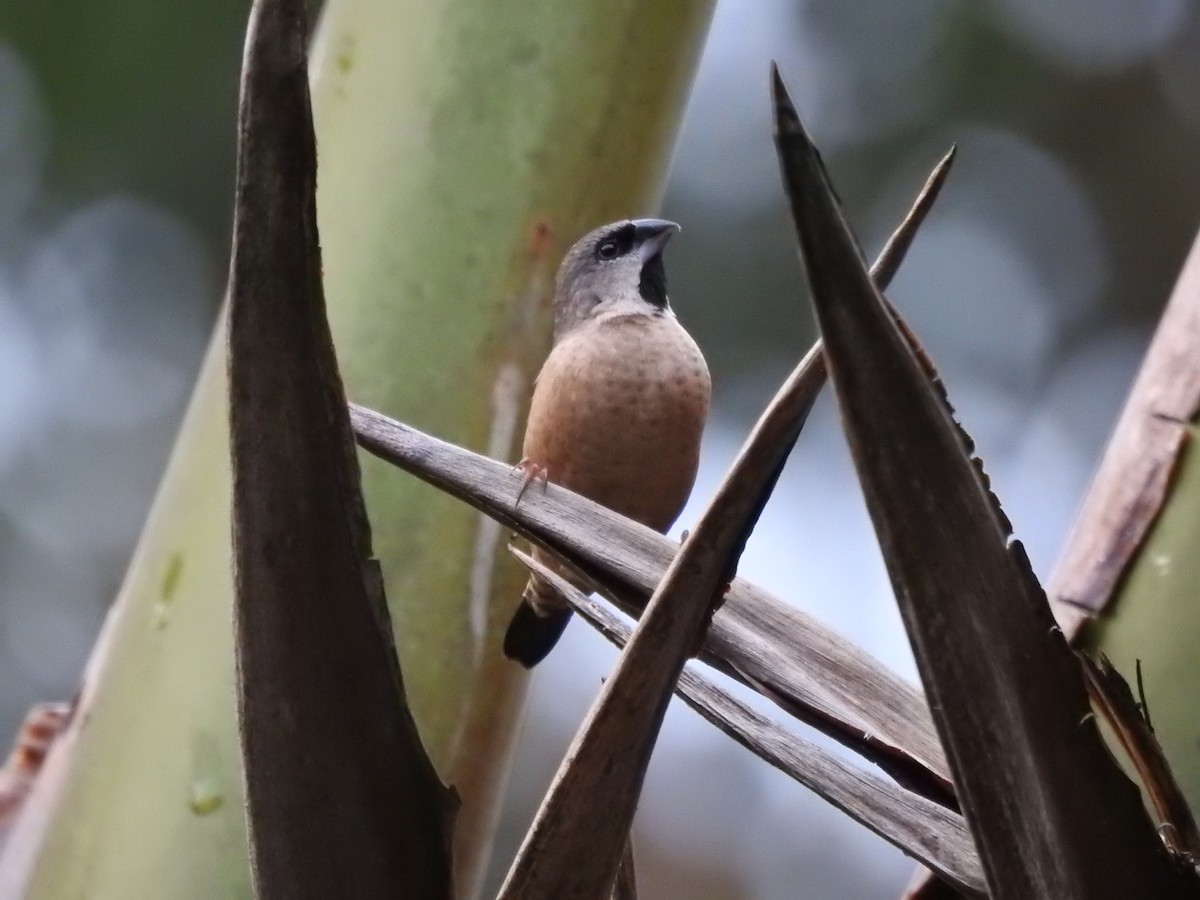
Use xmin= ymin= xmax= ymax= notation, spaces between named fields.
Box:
xmin=227 ymin=1 xmax=454 ymax=896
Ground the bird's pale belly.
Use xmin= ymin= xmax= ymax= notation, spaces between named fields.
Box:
xmin=522 ymin=315 xmax=710 ymax=533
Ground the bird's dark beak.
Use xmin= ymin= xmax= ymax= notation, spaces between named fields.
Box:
xmin=632 ymin=218 xmax=680 ymax=263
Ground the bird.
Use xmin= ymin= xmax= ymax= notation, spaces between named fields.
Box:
xmin=503 ymin=218 xmax=711 ymax=667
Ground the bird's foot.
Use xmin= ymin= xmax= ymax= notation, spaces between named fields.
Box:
xmin=514 ymin=458 xmax=550 ymax=505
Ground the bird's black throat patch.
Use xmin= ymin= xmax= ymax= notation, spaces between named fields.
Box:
xmin=639 ymin=253 xmax=668 ymax=308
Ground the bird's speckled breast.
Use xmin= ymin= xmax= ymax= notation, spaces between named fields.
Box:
xmin=522 ymin=313 xmax=711 ymax=533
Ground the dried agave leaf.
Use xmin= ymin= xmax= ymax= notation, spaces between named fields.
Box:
xmin=772 ymin=65 xmax=1196 ymax=899
xmin=1049 ymin=233 xmax=1200 ymax=637
xmin=227 ymin=1 xmax=454 ymax=896
xmin=353 ymin=404 xmax=947 ymax=787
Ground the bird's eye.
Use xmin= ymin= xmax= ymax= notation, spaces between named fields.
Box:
xmin=597 ymin=240 xmax=620 ymax=260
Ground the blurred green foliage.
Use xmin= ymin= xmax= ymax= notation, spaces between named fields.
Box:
xmin=0 ymin=0 xmax=245 ymax=245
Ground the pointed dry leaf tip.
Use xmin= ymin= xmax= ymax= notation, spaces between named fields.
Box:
xmin=772 ymin=66 xmax=862 ymax=271
xmin=873 ymin=145 xmax=957 ymax=289
xmin=867 ymin=143 xmax=1020 ymax=545
xmin=770 ymin=63 xmax=800 ymax=134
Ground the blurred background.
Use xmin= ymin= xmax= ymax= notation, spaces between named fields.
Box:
xmin=2 ymin=0 xmax=1199 ymax=896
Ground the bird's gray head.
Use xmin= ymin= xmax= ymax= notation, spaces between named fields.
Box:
xmin=552 ymin=218 xmax=679 ymax=339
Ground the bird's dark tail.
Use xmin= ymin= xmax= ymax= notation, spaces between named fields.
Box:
xmin=503 ymin=602 xmax=572 ymax=668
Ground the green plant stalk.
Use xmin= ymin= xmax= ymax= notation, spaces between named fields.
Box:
xmin=12 ymin=322 xmax=247 ymax=899
xmin=1089 ymin=429 xmax=1200 ymax=811
xmin=4 ymin=1 xmax=714 ymax=897
xmin=310 ymin=1 xmax=714 ymax=890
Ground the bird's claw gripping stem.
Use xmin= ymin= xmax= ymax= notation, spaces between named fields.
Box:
xmin=514 ymin=457 xmax=550 ymax=505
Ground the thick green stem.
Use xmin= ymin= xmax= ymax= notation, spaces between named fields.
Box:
xmin=0 ymin=2 xmax=714 ymax=897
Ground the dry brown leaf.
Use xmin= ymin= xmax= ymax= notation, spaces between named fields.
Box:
xmin=227 ymin=1 xmax=454 ymax=896
xmin=773 ymin=64 xmax=1197 ymax=900
xmin=1049 ymin=233 xmax=1200 ymax=638
xmin=353 ymin=403 xmax=948 ymax=786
